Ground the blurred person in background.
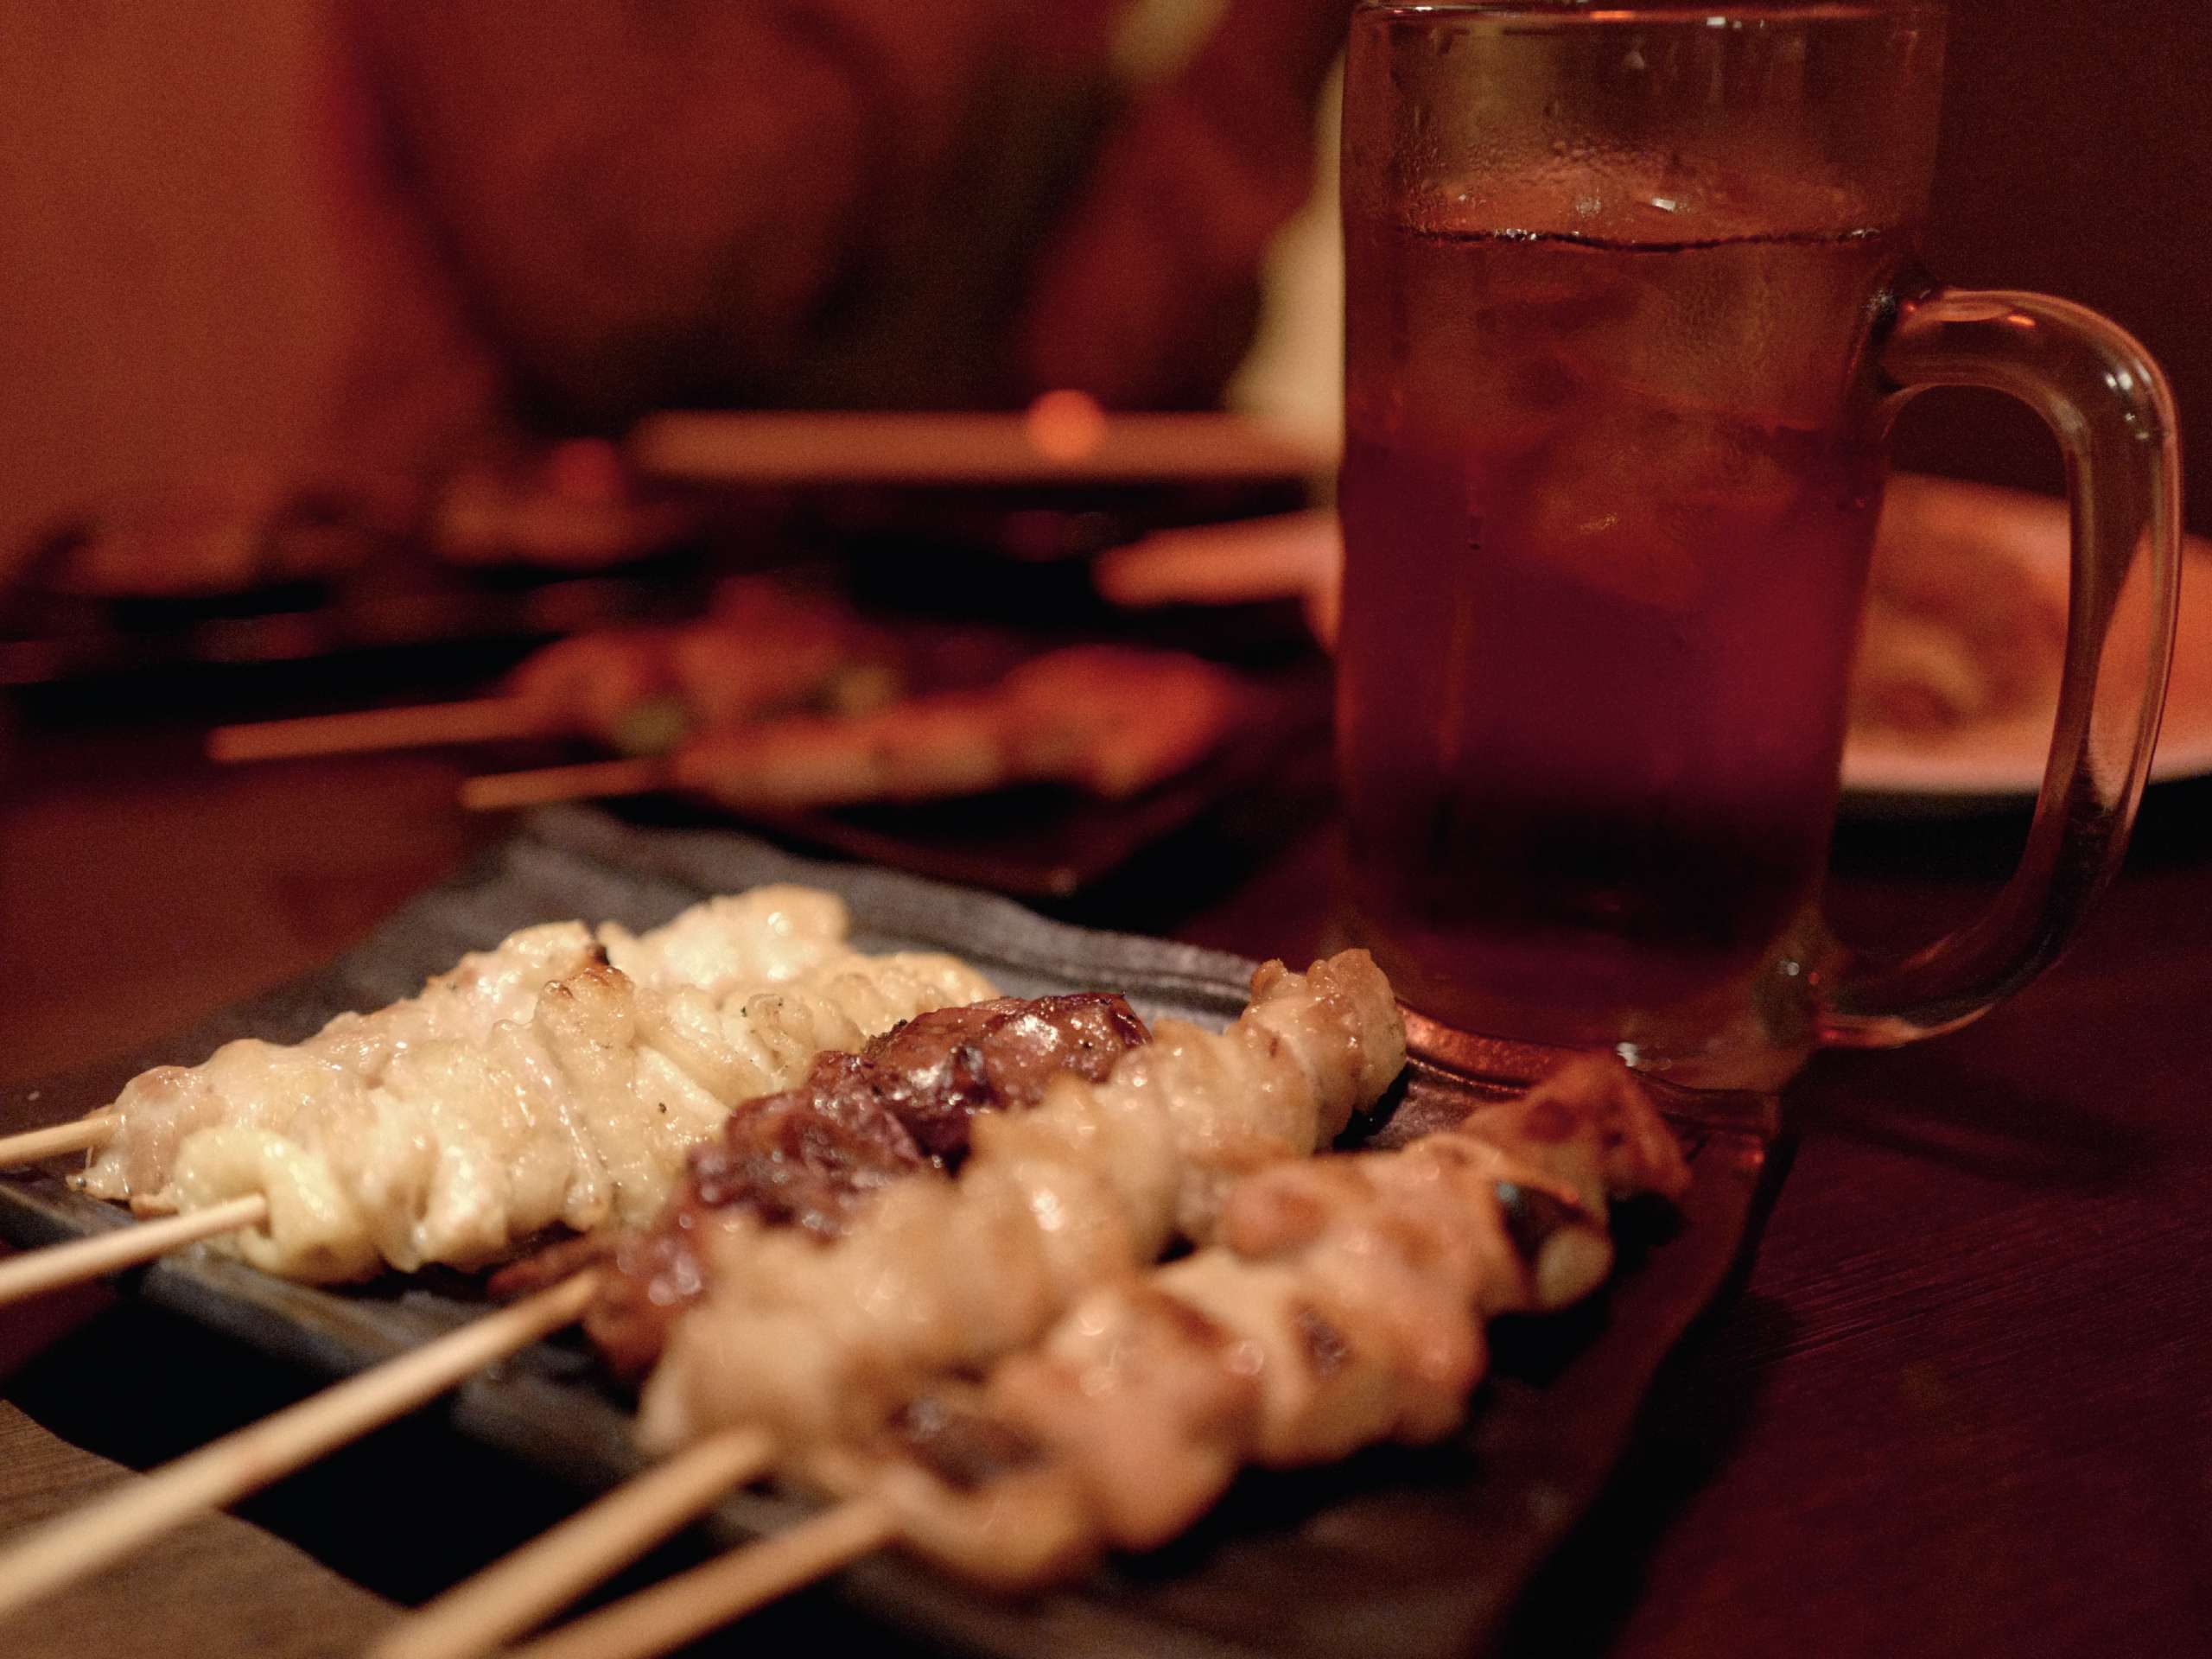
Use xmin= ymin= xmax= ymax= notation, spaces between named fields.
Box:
xmin=0 ymin=0 xmax=1351 ymax=580
xmin=12 ymin=0 xmax=2190 ymax=594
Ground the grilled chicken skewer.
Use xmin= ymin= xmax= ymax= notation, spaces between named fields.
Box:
xmin=142 ymin=945 xmax=992 ymax=1282
xmin=373 ymin=951 xmax=1401 ymax=1659
xmin=0 ymin=951 xmax=1401 ymax=1644
xmin=79 ymin=885 xmax=855 ymax=1196
xmin=0 ymin=991 xmax=1154 ymax=1626
xmin=520 ymin=992 xmax=1155 ymax=1376
xmin=207 ymin=581 xmax=895 ymax=763
xmin=459 ymin=645 xmax=1249 ymax=814
xmin=0 ymin=891 xmax=842 ymax=1277
xmin=855 ymin=1057 xmax=1688 ymax=1586
xmin=508 ymin=1059 xmax=1686 ymax=1659
xmin=1 ymin=908 xmax=685 ymax=1177
xmin=8 ymin=887 xmax=995 ymax=1289
xmin=376 ymin=991 xmax=1153 ymax=1659
xmin=635 ymin=950 xmax=1404 ymax=1456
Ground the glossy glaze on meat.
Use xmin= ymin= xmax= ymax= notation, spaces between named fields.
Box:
xmin=855 ymin=992 xmax=1151 ymax=1163
xmin=580 ymin=992 xmax=1149 ymax=1376
xmin=633 ymin=952 xmax=1408 ymax=1452
xmin=79 ymin=887 xmax=1004 ymax=1281
xmin=854 ymin=1058 xmax=1688 ymax=1591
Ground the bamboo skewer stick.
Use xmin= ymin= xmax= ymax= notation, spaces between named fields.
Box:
xmin=207 ymin=697 xmax=547 ymax=764
xmin=508 ymin=1495 xmax=901 ymax=1659
xmin=369 ymin=1425 xmax=778 ymax=1659
xmin=459 ymin=757 xmax=671 ymax=813
xmin=0 ymin=1116 xmax=114 ymax=1167
xmin=0 ymin=1195 xmax=269 ymax=1308
xmin=0 ymin=1271 xmax=601 ymax=1620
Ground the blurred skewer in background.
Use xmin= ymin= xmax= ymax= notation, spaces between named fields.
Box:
xmin=208 ymin=579 xmax=899 ymax=762
xmin=459 ymin=645 xmax=1250 ymax=815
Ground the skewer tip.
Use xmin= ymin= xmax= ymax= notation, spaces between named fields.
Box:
xmin=0 ymin=1193 xmax=270 ymax=1311
xmin=0 ymin=1116 xmax=114 ymax=1169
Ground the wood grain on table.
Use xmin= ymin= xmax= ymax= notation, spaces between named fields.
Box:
xmin=0 ymin=1400 xmax=399 ymax=1659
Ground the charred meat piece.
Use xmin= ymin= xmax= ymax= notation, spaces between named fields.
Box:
xmin=582 ymin=992 xmax=1149 ymax=1376
xmin=692 ymin=1051 xmax=933 ymax=1238
xmin=892 ymin=1392 xmax=1046 ymax=1492
xmin=700 ymin=991 xmax=1152 ymax=1231
xmin=861 ymin=991 xmax=1152 ymax=1161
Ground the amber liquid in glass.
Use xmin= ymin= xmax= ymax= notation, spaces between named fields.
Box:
xmin=1338 ymin=216 xmax=1913 ymax=1039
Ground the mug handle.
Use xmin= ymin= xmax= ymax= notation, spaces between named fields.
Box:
xmin=1818 ymin=288 xmax=2183 ymax=1047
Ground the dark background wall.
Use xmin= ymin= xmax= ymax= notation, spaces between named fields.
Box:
xmin=1902 ymin=0 xmax=2208 ymax=531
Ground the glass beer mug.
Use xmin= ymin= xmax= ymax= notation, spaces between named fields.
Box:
xmin=1335 ymin=3 xmax=2181 ymax=1090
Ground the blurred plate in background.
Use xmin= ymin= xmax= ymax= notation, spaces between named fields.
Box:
xmin=1098 ymin=476 xmax=2212 ymax=818
xmin=1839 ymin=474 xmax=2212 ymax=815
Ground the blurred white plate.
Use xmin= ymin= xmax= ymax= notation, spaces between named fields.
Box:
xmin=1096 ymin=476 xmax=2212 ymax=817
xmin=1840 ymin=474 xmax=2212 ymax=816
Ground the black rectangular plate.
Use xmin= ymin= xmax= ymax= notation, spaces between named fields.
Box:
xmin=0 ymin=807 xmax=1777 ymax=1659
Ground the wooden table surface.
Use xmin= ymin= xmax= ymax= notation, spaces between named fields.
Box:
xmin=1 ymin=727 xmax=2206 ymax=1659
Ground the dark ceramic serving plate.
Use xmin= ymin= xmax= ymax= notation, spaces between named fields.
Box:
xmin=0 ymin=808 xmax=1779 ymax=1659
xmin=680 ymin=657 xmax=1332 ymax=901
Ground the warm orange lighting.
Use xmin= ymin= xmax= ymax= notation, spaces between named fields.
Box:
xmin=1024 ymin=390 xmax=1109 ymax=463
xmin=545 ymin=438 xmax=626 ymax=504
